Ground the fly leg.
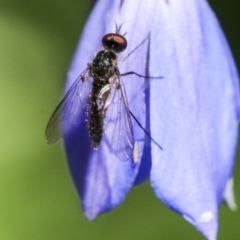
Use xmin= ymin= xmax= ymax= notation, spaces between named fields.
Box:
xmin=119 ymin=72 xmax=163 ymax=150
xmin=120 ymin=71 xmax=163 ymax=79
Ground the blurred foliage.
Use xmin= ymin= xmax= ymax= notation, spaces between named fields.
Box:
xmin=0 ymin=0 xmax=239 ymax=239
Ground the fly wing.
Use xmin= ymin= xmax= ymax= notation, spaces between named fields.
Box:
xmin=104 ymin=77 xmax=134 ymax=161
xmin=45 ymin=68 xmax=92 ymax=144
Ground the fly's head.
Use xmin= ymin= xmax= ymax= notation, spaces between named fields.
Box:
xmin=102 ymin=33 xmax=127 ymax=53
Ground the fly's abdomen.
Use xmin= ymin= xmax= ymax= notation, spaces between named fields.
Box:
xmin=89 ymin=84 xmax=105 ymax=149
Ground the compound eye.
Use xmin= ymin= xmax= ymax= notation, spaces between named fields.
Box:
xmin=102 ymin=33 xmax=127 ymax=53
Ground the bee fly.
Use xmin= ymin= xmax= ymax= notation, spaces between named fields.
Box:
xmin=45 ymin=24 xmax=163 ymax=161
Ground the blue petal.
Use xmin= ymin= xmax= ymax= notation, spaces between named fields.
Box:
xmin=65 ymin=129 xmax=141 ymax=220
xmin=149 ymin=1 xmax=239 ymax=239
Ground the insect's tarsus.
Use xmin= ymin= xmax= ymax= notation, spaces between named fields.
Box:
xmin=121 ymin=71 xmax=163 ymax=80
xmin=129 ymin=110 xmax=163 ymax=150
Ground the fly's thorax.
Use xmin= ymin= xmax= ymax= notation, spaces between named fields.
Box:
xmin=90 ymin=50 xmax=119 ymax=80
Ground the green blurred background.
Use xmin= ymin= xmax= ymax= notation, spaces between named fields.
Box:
xmin=0 ymin=1 xmax=239 ymax=239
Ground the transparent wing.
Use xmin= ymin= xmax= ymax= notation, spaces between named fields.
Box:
xmin=45 ymin=68 xmax=92 ymax=144
xmin=104 ymin=77 xmax=134 ymax=161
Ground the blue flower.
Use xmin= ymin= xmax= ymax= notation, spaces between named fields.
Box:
xmin=63 ymin=0 xmax=239 ymax=239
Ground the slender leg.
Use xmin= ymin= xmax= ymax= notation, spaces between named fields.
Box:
xmin=129 ymin=110 xmax=163 ymax=150
xmin=120 ymin=71 xmax=163 ymax=79
xmin=122 ymin=35 xmax=150 ymax=62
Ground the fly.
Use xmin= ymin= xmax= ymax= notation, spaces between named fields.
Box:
xmin=45 ymin=24 xmax=163 ymax=161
